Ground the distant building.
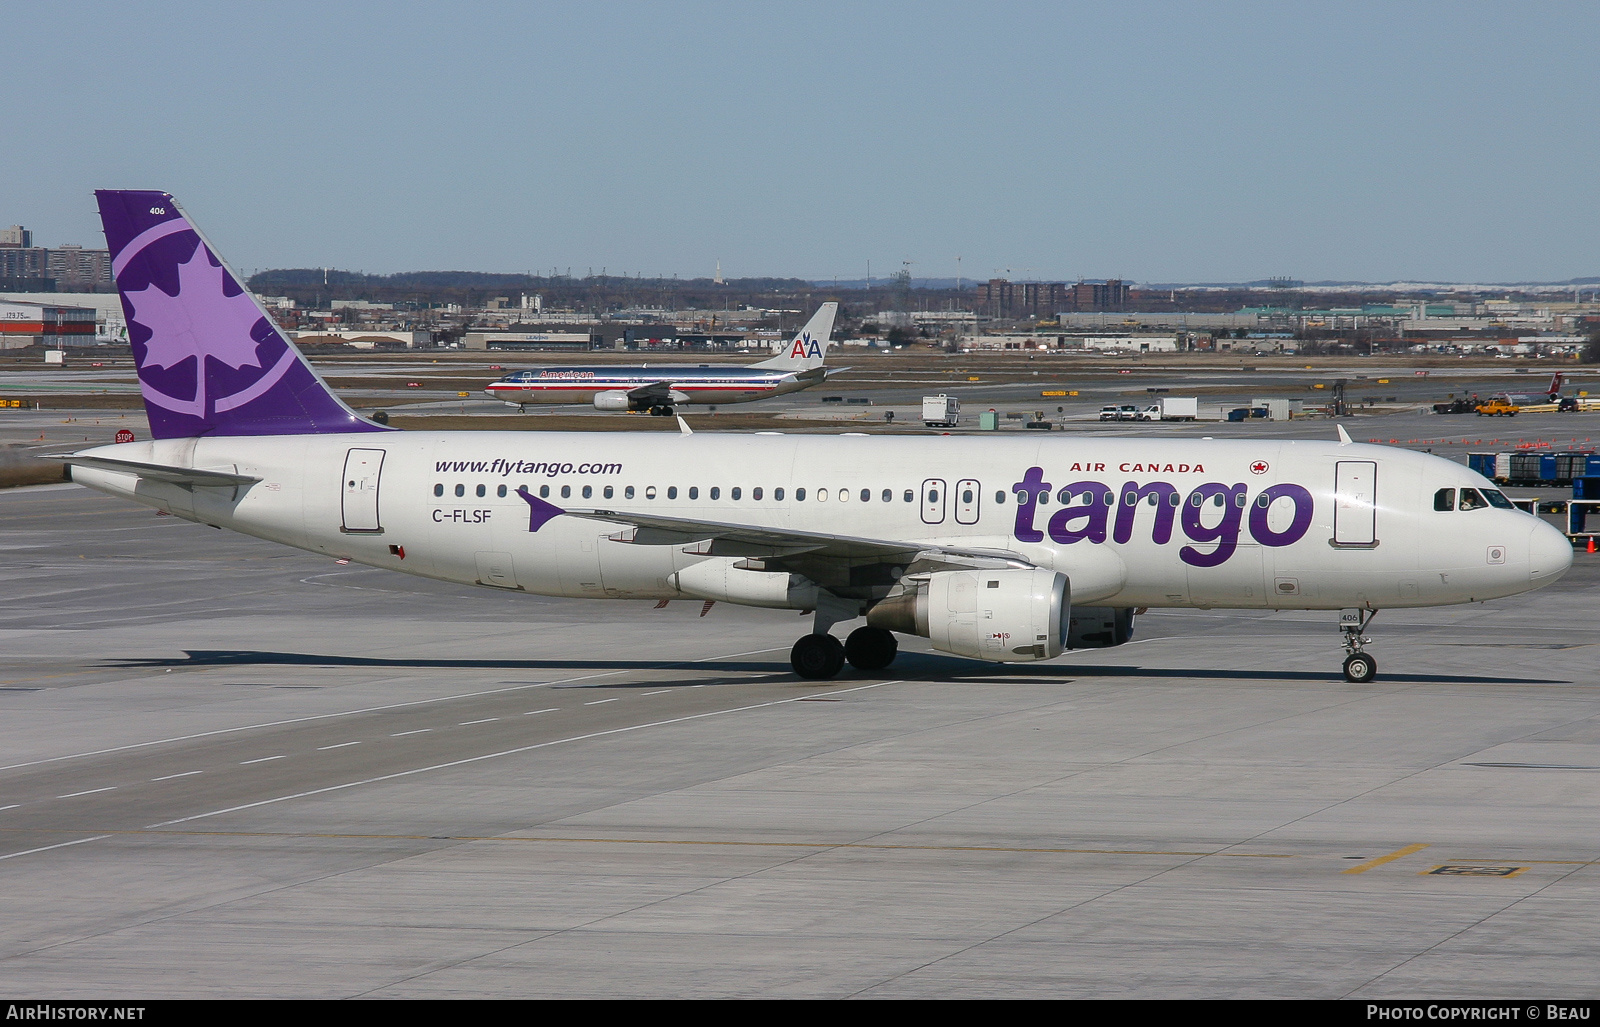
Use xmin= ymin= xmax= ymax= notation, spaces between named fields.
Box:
xmin=0 ymin=226 xmax=113 ymax=292
xmin=976 ymin=278 xmax=1128 ymax=317
xmin=465 ymin=331 xmax=601 ymax=351
xmin=46 ymin=245 xmax=113 ymax=291
xmin=0 ymin=300 xmax=99 ymax=348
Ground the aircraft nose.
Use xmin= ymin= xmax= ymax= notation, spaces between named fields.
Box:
xmin=1528 ymin=518 xmax=1574 ymax=587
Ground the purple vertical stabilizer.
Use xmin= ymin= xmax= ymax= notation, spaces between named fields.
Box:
xmin=96 ymin=190 xmax=389 ymax=439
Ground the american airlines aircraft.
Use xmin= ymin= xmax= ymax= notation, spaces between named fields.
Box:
xmin=66 ymin=191 xmax=1574 ymax=684
xmin=1492 ymin=372 xmax=1566 ymax=407
xmin=483 ymin=303 xmax=838 ymax=415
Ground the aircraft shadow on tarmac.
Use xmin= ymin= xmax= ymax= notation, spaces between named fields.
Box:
xmin=108 ymin=650 xmax=1571 ymax=687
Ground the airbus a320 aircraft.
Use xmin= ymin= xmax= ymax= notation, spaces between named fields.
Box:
xmin=67 ymin=191 xmax=1574 ymax=683
xmin=483 ymin=302 xmax=838 ymax=416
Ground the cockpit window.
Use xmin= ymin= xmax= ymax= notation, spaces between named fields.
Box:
xmin=1433 ymin=488 xmax=1456 ymax=511
xmin=1482 ymin=489 xmax=1516 ymax=510
xmin=1458 ymin=488 xmax=1488 ymax=511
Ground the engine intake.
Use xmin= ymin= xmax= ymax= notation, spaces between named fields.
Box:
xmin=1065 ymin=607 xmax=1136 ymax=648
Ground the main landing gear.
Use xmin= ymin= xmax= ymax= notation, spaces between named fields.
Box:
xmin=790 ymin=627 xmax=898 ymax=679
xmin=790 ymin=594 xmax=898 ymax=680
xmin=1339 ymin=608 xmax=1379 ymax=683
xmin=647 ymin=405 xmax=675 ymax=417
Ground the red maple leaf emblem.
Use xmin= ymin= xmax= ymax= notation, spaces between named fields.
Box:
xmin=1250 ymin=460 xmax=1270 ymax=474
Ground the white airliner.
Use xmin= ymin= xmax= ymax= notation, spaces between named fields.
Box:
xmin=66 ymin=192 xmax=1574 ymax=683
xmin=484 ymin=303 xmax=838 ymax=416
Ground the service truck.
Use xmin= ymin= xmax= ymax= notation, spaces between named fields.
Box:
xmin=1137 ymin=397 xmax=1198 ymax=421
xmin=922 ymin=394 xmax=960 ymax=427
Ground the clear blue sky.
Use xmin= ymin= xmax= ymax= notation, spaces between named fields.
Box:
xmin=7 ymin=1 xmax=1596 ymax=284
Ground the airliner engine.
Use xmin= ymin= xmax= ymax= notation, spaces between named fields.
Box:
xmin=1065 ymin=607 xmax=1137 ymax=648
xmin=866 ymin=568 xmax=1071 ymax=662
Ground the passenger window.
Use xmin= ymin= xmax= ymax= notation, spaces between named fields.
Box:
xmin=455 ymin=484 xmax=465 ymax=497
xmin=433 ymin=484 xmax=443 ymax=497
xmin=775 ymin=487 xmax=785 ymax=500
xmin=861 ymin=489 xmax=870 ymax=502
xmin=560 ymin=485 xmax=571 ymax=499
xmin=1459 ymin=488 xmax=1487 ymax=511
xmin=962 ymin=488 xmax=973 ymax=504
xmin=731 ymin=487 xmax=742 ymax=500
xmin=995 ymin=491 xmax=1005 ymax=504
xmin=1038 ymin=491 xmax=1049 ymax=506
xmin=927 ymin=489 xmax=939 ymax=503
xmin=476 ymin=484 xmax=486 ymax=498
xmin=817 ymin=489 xmax=828 ymax=502
xmin=625 ymin=485 xmax=635 ymax=499
xmin=582 ymin=485 xmax=592 ymax=499
xmin=1434 ymin=488 xmax=1456 ymax=511
xmin=540 ymin=485 xmax=550 ymax=498
xmin=839 ymin=489 xmax=850 ymax=503
xmin=753 ymin=487 xmax=764 ymax=500
xmin=904 ymin=490 xmax=914 ymax=502
xmin=881 ymin=489 xmax=891 ymax=502
xmin=689 ymin=486 xmax=699 ymax=500
xmin=710 ymin=487 xmax=720 ymax=500
xmin=796 ymin=488 xmax=806 ymax=501
xmin=645 ymin=486 xmax=656 ymax=499
xmin=1123 ymin=491 xmax=1137 ymax=506
xmin=667 ymin=486 xmax=677 ymax=500
xmin=497 ymin=485 xmax=507 ymax=498
xmin=603 ymin=485 xmax=613 ymax=499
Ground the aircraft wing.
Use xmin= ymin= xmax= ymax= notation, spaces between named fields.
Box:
xmin=566 ymin=506 xmax=1030 ymax=569
xmin=625 ymin=380 xmax=678 ymax=403
xmin=61 ymin=454 xmax=261 ymax=489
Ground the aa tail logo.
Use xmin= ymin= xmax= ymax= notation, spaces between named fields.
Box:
xmin=788 ymin=332 xmax=824 ymax=361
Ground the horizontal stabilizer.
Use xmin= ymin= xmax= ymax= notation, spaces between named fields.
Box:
xmin=63 ymin=454 xmax=260 ymax=489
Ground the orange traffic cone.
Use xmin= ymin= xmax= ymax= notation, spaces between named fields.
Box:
xmin=1589 ymin=537 xmax=1597 ymax=555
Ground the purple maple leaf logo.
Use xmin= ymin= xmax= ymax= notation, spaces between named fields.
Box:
xmin=125 ymin=241 xmax=267 ymax=371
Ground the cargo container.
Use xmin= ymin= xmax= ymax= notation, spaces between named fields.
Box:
xmin=1469 ymin=450 xmax=1598 ymax=486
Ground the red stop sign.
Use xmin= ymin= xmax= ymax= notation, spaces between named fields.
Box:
xmin=114 ymin=429 xmax=135 ymax=444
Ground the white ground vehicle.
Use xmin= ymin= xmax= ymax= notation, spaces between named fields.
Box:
xmin=922 ymin=395 xmax=960 ymax=427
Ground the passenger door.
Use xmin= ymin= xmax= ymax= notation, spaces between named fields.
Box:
xmin=1333 ymin=460 xmax=1377 ymax=546
xmin=341 ymin=448 xmax=385 ymax=533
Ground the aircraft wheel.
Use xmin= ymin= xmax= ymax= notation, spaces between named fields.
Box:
xmin=791 ymin=633 xmax=845 ymax=679
xmin=844 ymin=626 xmax=897 ymax=671
xmin=1343 ymin=652 xmax=1377 ymax=684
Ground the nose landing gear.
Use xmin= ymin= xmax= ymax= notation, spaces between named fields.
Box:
xmin=1340 ymin=608 xmax=1378 ymax=683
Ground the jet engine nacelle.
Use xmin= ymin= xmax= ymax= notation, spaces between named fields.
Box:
xmin=1065 ymin=607 xmax=1136 ymax=648
xmin=672 ymin=557 xmax=819 ymax=610
xmin=593 ymin=390 xmax=633 ymax=411
xmin=866 ymin=568 xmax=1070 ymax=663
